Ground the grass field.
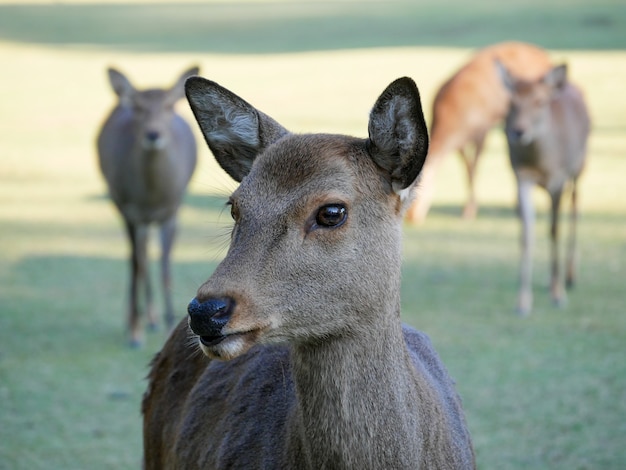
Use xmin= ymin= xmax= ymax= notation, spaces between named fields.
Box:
xmin=1 ymin=1 xmax=625 ymax=469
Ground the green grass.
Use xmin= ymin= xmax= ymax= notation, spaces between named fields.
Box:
xmin=1 ymin=1 xmax=625 ymax=469
xmin=0 ymin=0 xmax=624 ymax=52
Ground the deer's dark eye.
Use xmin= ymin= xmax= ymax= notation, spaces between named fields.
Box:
xmin=315 ymin=204 xmax=347 ymax=228
xmin=227 ymin=201 xmax=239 ymax=221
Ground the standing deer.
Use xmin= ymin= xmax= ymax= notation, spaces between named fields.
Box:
xmin=97 ymin=66 xmax=199 ymax=346
xmin=497 ymin=62 xmax=590 ymax=315
xmin=142 ymin=77 xmax=475 ymax=469
xmin=405 ymin=41 xmax=552 ymax=223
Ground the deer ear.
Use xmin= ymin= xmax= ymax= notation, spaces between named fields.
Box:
xmin=367 ymin=77 xmax=429 ymax=193
xmin=107 ymin=68 xmax=135 ymax=102
xmin=166 ymin=66 xmax=200 ymax=105
xmin=543 ymin=64 xmax=568 ymax=91
xmin=185 ymin=77 xmax=289 ymax=182
xmin=495 ymin=59 xmax=515 ymax=92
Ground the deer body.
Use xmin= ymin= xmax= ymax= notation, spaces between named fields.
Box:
xmin=406 ymin=41 xmax=552 ymax=223
xmin=97 ymin=66 xmax=199 ymax=345
xmin=498 ymin=63 xmax=590 ymax=314
xmin=142 ymin=78 xmax=475 ymax=469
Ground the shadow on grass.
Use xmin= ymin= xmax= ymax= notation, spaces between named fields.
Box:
xmin=84 ymin=191 xmax=229 ymax=215
xmin=0 ymin=1 xmax=624 ymax=53
xmin=426 ymin=203 xmax=626 ymax=226
xmin=2 ymin=253 xmax=219 ymax=352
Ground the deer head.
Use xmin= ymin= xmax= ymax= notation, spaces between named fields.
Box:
xmin=185 ymin=77 xmax=428 ymax=360
xmin=497 ymin=61 xmax=568 ymax=146
xmin=107 ymin=66 xmax=199 ymax=151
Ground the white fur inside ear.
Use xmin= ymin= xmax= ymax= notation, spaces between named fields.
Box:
xmin=191 ymin=87 xmax=260 ymax=149
xmin=187 ymin=83 xmax=261 ymax=152
xmin=397 ymin=185 xmax=415 ymax=208
xmin=207 ymin=105 xmax=260 ymax=149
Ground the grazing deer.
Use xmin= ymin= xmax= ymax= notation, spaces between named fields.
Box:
xmin=405 ymin=41 xmax=552 ymax=223
xmin=497 ymin=62 xmax=591 ymax=315
xmin=97 ymin=66 xmax=199 ymax=346
xmin=142 ymin=77 xmax=475 ymax=469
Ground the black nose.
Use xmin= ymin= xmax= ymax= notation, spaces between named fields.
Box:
xmin=145 ymin=130 xmax=160 ymax=142
xmin=510 ymin=128 xmax=524 ymax=141
xmin=187 ymin=297 xmax=234 ymax=341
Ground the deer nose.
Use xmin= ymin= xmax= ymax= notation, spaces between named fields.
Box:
xmin=187 ymin=297 xmax=234 ymax=342
xmin=145 ymin=130 xmax=160 ymax=143
xmin=510 ymin=128 xmax=524 ymax=142
xmin=142 ymin=130 xmax=165 ymax=150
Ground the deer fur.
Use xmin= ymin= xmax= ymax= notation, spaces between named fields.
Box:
xmin=406 ymin=41 xmax=552 ymax=223
xmin=97 ymin=66 xmax=199 ymax=346
xmin=497 ymin=62 xmax=591 ymax=315
xmin=142 ymin=77 xmax=475 ymax=469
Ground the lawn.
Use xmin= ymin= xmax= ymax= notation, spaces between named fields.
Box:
xmin=1 ymin=1 xmax=625 ymax=469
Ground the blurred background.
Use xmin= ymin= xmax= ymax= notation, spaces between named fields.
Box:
xmin=0 ymin=0 xmax=624 ymax=468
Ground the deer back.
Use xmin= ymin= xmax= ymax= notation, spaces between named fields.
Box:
xmin=429 ymin=41 xmax=552 ymax=157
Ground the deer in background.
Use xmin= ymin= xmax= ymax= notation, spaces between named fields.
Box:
xmin=97 ymin=66 xmax=199 ymax=346
xmin=142 ymin=77 xmax=475 ymax=469
xmin=405 ymin=41 xmax=553 ymax=223
xmin=497 ymin=62 xmax=590 ymax=315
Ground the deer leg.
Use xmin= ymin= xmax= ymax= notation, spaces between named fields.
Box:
xmin=159 ymin=216 xmax=177 ymax=330
xmin=517 ymin=178 xmax=535 ymax=315
xmin=125 ymin=221 xmax=151 ymax=346
xmin=565 ymin=181 xmax=578 ymax=289
xmin=550 ymin=188 xmax=566 ymax=307
xmin=460 ymin=136 xmax=485 ymax=220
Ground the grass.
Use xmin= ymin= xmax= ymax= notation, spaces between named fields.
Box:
xmin=1 ymin=1 xmax=625 ymax=469
xmin=0 ymin=0 xmax=625 ymax=52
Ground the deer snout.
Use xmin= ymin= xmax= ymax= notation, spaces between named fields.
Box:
xmin=142 ymin=130 xmax=166 ymax=150
xmin=508 ymin=127 xmax=525 ymax=142
xmin=187 ymin=297 xmax=234 ymax=345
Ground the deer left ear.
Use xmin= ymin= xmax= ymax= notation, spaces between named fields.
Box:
xmin=495 ymin=59 xmax=515 ymax=92
xmin=367 ymin=77 xmax=429 ymax=193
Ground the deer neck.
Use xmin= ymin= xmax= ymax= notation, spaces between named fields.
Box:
xmin=136 ymin=145 xmax=176 ymax=196
xmin=287 ymin=306 xmax=426 ymax=469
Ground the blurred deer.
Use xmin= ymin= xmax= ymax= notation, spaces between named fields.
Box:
xmin=406 ymin=42 xmax=552 ymax=223
xmin=97 ymin=66 xmax=199 ymax=346
xmin=497 ymin=62 xmax=590 ymax=315
xmin=142 ymin=77 xmax=475 ymax=469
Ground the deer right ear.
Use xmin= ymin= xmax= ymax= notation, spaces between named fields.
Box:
xmin=107 ymin=68 xmax=135 ymax=103
xmin=185 ymin=77 xmax=289 ymax=182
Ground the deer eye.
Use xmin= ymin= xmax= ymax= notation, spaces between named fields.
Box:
xmin=315 ymin=204 xmax=347 ymax=228
xmin=227 ymin=201 xmax=239 ymax=221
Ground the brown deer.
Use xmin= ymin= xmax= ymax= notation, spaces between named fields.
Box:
xmin=497 ymin=62 xmax=590 ymax=315
xmin=405 ymin=41 xmax=553 ymax=223
xmin=142 ymin=77 xmax=475 ymax=469
xmin=97 ymin=66 xmax=199 ymax=346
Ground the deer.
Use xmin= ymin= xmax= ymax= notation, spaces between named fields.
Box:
xmin=97 ymin=66 xmax=199 ymax=346
xmin=405 ymin=41 xmax=553 ymax=224
xmin=142 ymin=77 xmax=476 ymax=469
xmin=496 ymin=62 xmax=591 ymax=315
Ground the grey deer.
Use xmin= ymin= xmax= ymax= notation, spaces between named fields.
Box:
xmin=142 ymin=77 xmax=475 ymax=469
xmin=97 ymin=66 xmax=199 ymax=346
xmin=497 ymin=62 xmax=591 ymax=315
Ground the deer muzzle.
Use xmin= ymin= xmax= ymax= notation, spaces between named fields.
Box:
xmin=187 ymin=297 xmax=234 ymax=346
